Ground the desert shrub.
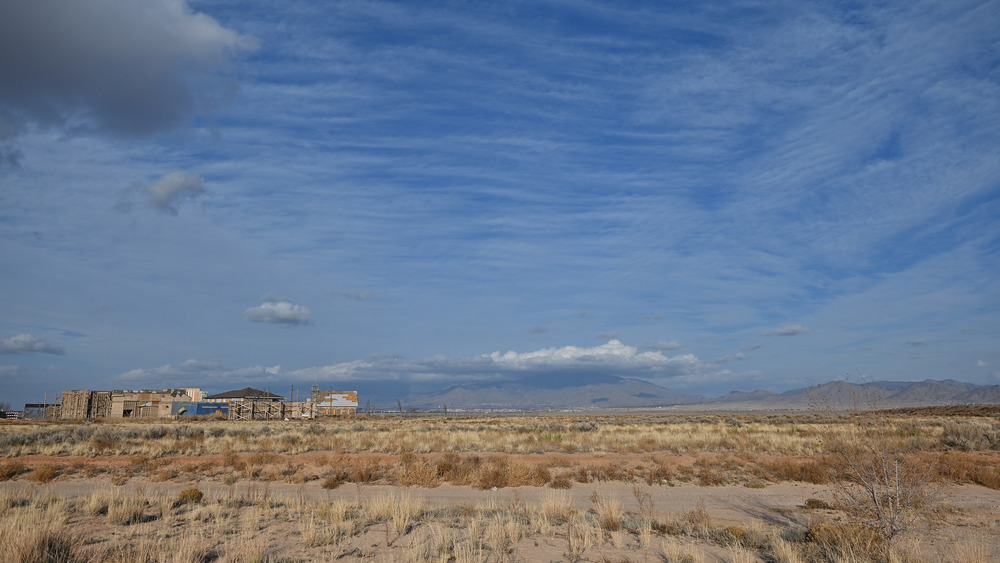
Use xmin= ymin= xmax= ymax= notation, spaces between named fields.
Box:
xmin=177 ymin=488 xmax=204 ymax=504
xmin=805 ymin=521 xmax=887 ymax=561
xmin=530 ymin=464 xmax=552 ymax=486
xmin=804 ymin=498 xmax=832 ymax=510
xmin=107 ymin=495 xmax=146 ymax=525
xmin=645 ymin=458 xmax=674 ymax=485
xmin=682 ymin=500 xmax=712 ymax=536
xmin=476 ymin=457 xmax=514 ymax=489
xmin=935 ymin=451 xmax=974 ymax=482
xmin=826 ymin=409 xmax=939 ymax=544
xmin=151 ymin=469 xmax=176 ymax=482
xmin=13 ymin=525 xmax=86 ymax=563
xmin=321 ymin=470 xmax=347 ymax=490
xmin=0 ymin=460 xmax=27 ymax=481
xmin=593 ymin=461 xmax=635 ymax=483
xmin=695 ymin=459 xmax=728 ymax=486
xmin=396 ymin=456 xmax=439 ymax=487
xmin=26 ymin=464 xmax=58 ymax=484
xmin=221 ymin=451 xmax=247 ymax=475
xmin=971 ymin=465 xmax=1000 ymax=489
xmin=110 ymin=471 xmax=130 ymax=486
xmin=346 ymin=457 xmax=386 ymax=483
xmin=142 ymin=425 xmax=168 ymax=440
xmin=550 ymin=473 xmax=573 ymax=489
xmin=590 ymin=492 xmax=623 ymax=531
xmin=941 ymin=420 xmax=989 ymax=451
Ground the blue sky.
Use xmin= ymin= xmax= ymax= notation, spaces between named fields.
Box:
xmin=1 ymin=0 xmax=999 ymax=407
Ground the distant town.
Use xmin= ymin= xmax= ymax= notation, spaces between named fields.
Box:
xmin=3 ymin=386 xmax=358 ymax=421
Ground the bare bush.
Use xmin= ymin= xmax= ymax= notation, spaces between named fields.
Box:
xmin=826 ymin=407 xmax=939 ymax=544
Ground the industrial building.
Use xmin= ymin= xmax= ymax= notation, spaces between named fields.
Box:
xmin=17 ymin=385 xmax=358 ymax=421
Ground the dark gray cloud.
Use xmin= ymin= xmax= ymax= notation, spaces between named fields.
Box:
xmin=0 ymin=334 xmax=65 ymax=355
xmin=118 ymin=359 xmax=280 ymax=384
xmin=244 ymin=297 xmax=312 ymax=326
xmin=0 ymin=145 xmax=22 ymax=169
xmin=0 ymin=0 xmax=255 ymax=139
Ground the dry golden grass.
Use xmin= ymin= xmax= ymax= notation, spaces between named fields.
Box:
xmin=3 ymin=412 xmax=1000 ymax=494
xmin=2 ymin=411 xmax=999 ymax=560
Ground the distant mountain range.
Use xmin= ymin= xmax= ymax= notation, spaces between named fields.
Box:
xmin=397 ymin=375 xmax=1000 ymax=411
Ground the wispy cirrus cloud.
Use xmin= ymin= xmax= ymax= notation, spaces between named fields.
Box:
xmin=763 ymin=325 xmax=810 ymax=337
xmin=644 ymin=341 xmax=683 ymax=351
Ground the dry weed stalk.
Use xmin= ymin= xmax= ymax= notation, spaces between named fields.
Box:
xmin=825 ymin=399 xmax=940 ymax=544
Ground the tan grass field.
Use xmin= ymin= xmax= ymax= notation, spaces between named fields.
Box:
xmin=2 ymin=409 xmax=999 ymax=562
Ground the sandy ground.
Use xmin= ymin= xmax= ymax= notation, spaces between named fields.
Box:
xmin=4 ymin=475 xmax=1000 ymax=562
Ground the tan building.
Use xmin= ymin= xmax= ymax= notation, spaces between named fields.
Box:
xmin=311 ymin=389 xmax=358 ymax=416
xmin=110 ymin=389 xmax=199 ymax=418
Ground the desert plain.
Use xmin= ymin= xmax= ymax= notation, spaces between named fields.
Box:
xmin=2 ymin=407 xmax=1000 ymax=562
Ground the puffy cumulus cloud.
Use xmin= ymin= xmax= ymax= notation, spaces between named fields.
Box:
xmin=118 ymin=358 xmax=281 ymax=383
xmin=0 ymin=334 xmax=64 ymax=355
xmin=0 ymin=0 xmax=256 ymax=139
xmin=146 ymin=171 xmax=206 ymax=215
xmin=485 ymin=340 xmax=702 ymax=377
xmin=244 ymin=297 xmax=312 ymax=326
xmin=763 ymin=324 xmax=810 ymax=336
xmin=0 ymin=365 xmax=22 ymax=377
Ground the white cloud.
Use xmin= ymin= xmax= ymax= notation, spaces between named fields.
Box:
xmin=976 ymin=360 xmax=987 ymax=368
xmin=244 ymin=297 xmax=312 ymax=326
xmin=763 ymin=324 xmax=810 ymax=337
xmin=0 ymin=0 xmax=255 ymax=139
xmin=146 ymin=171 xmax=206 ymax=215
xmin=0 ymin=365 xmax=22 ymax=377
xmin=0 ymin=334 xmax=64 ymax=355
xmin=485 ymin=340 xmax=701 ymax=376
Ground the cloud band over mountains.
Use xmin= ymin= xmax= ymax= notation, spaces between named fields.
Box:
xmin=116 ymin=340 xmax=722 ymax=388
